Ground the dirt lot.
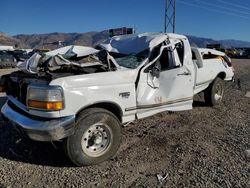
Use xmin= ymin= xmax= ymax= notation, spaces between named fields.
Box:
xmin=0 ymin=59 xmax=249 ymax=188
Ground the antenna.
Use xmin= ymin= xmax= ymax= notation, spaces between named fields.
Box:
xmin=164 ymin=0 xmax=176 ymax=33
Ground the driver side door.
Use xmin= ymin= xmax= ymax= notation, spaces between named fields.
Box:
xmin=136 ymin=41 xmax=194 ymax=119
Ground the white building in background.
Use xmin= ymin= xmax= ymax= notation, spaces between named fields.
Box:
xmin=0 ymin=45 xmax=15 ymax=51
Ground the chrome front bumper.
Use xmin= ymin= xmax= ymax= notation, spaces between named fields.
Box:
xmin=1 ymin=101 xmax=75 ymax=141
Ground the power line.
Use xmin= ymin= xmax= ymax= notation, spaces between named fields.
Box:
xmin=178 ymin=0 xmax=250 ymax=20
xmin=216 ymin=0 xmax=250 ymax=12
xmin=194 ymin=0 xmax=250 ymax=16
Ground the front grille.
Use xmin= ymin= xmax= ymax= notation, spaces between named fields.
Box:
xmin=6 ymin=80 xmax=28 ymax=105
xmin=8 ymin=100 xmax=27 ymax=116
xmin=5 ymin=71 xmax=51 ymax=106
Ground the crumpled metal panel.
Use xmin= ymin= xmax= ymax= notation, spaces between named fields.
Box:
xmin=99 ymin=32 xmax=168 ymax=55
xmin=17 ymin=45 xmax=101 ymax=73
xmin=46 ymin=45 xmax=99 ymax=57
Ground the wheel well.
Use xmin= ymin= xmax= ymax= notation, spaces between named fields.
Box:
xmin=217 ymin=72 xmax=226 ymax=80
xmin=77 ymin=102 xmax=122 ymax=122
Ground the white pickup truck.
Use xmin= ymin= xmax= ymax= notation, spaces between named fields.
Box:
xmin=0 ymin=33 xmax=234 ymax=166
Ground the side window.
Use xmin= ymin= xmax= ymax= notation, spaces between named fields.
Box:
xmin=149 ymin=44 xmax=162 ymax=62
xmin=192 ymin=50 xmax=202 ymax=68
xmin=144 ymin=47 xmax=176 ymax=73
xmin=159 ymin=48 xmax=173 ymax=71
xmin=192 ymin=51 xmax=197 ymax=60
xmin=175 ymin=42 xmax=184 ymax=65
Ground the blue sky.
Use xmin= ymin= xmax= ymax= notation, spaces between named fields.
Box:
xmin=0 ymin=0 xmax=249 ymax=41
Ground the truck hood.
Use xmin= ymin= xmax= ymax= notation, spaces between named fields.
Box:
xmin=50 ymin=68 xmax=138 ymax=89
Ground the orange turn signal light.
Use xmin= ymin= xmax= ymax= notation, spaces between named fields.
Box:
xmin=28 ymin=100 xmax=64 ymax=110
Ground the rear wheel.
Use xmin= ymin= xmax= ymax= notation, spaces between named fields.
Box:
xmin=64 ymin=108 xmax=122 ymax=166
xmin=204 ymin=77 xmax=225 ymax=106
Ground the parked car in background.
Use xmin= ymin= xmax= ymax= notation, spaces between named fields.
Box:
xmin=216 ymin=48 xmax=237 ymax=58
xmin=234 ymin=48 xmax=245 ymax=58
xmin=9 ymin=49 xmax=34 ymax=62
xmin=206 ymin=45 xmax=237 ymax=58
xmin=243 ymin=48 xmax=250 ymax=58
xmin=0 ymin=51 xmax=17 ymax=68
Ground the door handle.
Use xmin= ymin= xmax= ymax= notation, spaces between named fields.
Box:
xmin=177 ymin=72 xmax=191 ymax=76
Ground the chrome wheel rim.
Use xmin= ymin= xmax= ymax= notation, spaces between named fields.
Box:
xmin=81 ymin=123 xmax=112 ymax=157
xmin=214 ymin=83 xmax=224 ymax=101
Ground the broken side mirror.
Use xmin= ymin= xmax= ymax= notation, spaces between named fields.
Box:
xmin=151 ymin=61 xmax=161 ymax=78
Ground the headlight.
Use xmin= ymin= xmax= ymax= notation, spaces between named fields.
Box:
xmin=27 ymin=85 xmax=64 ymax=111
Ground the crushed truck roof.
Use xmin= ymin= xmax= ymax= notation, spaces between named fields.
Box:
xmin=46 ymin=45 xmax=99 ymax=57
xmin=99 ymin=32 xmax=188 ymax=55
xmin=99 ymin=32 xmax=169 ymax=55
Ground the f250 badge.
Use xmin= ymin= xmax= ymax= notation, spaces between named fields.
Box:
xmin=119 ymin=92 xmax=130 ymax=99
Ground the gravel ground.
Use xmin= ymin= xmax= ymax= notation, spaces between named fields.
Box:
xmin=0 ymin=59 xmax=249 ymax=188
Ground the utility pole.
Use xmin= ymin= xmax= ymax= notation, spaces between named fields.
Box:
xmin=164 ymin=0 xmax=176 ymax=33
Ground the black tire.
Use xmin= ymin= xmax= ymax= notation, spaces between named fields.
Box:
xmin=204 ymin=77 xmax=225 ymax=106
xmin=64 ymin=108 xmax=122 ymax=166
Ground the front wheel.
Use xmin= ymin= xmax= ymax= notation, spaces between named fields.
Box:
xmin=64 ymin=108 xmax=122 ymax=166
xmin=204 ymin=77 xmax=225 ymax=106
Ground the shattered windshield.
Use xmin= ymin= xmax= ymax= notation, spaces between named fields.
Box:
xmin=114 ymin=56 xmax=142 ymax=69
xmin=111 ymin=49 xmax=149 ymax=69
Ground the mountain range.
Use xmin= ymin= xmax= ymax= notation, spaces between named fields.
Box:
xmin=0 ymin=31 xmax=250 ymax=49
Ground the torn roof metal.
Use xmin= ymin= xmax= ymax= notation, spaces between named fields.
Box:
xmin=99 ymin=32 xmax=169 ymax=55
xmin=46 ymin=45 xmax=99 ymax=57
